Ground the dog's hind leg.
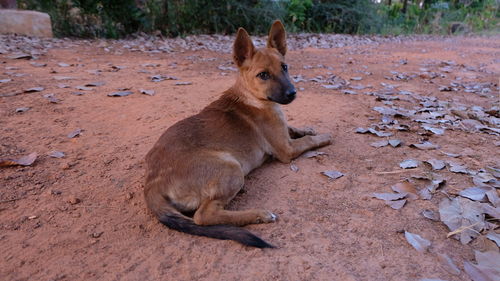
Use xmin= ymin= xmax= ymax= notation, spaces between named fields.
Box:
xmin=193 ymin=199 xmax=277 ymax=227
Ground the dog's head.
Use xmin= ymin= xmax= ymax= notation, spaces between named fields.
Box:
xmin=233 ymin=20 xmax=296 ymax=105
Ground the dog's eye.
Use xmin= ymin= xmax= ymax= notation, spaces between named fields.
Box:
xmin=257 ymin=72 xmax=270 ymax=80
xmin=281 ymin=64 xmax=288 ymax=72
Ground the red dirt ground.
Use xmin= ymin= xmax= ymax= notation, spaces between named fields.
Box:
xmin=1 ymin=35 xmax=499 ymax=281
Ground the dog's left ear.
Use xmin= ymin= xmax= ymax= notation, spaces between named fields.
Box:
xmin=267 ymin=20 xmax=287 ymax=56
xmin=233 ymin=28 xmax=255 ymax=67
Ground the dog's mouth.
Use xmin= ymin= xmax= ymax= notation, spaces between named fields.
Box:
xmin=267 ymin=93 xmax=296 ymax=105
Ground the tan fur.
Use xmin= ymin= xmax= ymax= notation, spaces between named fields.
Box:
xmin=144 ymin=21 xmax=332 ymax=241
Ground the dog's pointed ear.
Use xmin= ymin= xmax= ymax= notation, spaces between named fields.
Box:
xmin=267 ymin=20 xmax=287 ymax=56
xmin=233 ymin=28 xmax=255 ymax=67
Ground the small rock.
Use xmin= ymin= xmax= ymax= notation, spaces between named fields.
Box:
xmin=91 ymin=232 xmax=103 ymax=238
xmin=67 ymin=196 xmax=81 ymax=205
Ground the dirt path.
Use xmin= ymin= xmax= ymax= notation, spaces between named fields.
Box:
xmin=0 ymin=35 xmax=499 ymax=281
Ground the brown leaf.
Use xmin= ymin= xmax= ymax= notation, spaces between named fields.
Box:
xmin=372 ymin=192 xmax=407 ymax=201
xmin=140 ymin=89 xmax=155 ymax=96
xmin=84 ymin=81 xmax=106 ymax=87
xmin=321 ymin=170 xmax=344 ymax=180
xmin=108 ymin=91 xmax=134 ymax=97
xmin=174 ymin=81 xmax=193 ymax=86
xmin=67 ymin=129 xmax=82 ymax=138
xmin=0 ymin=152 xmax=37 ymax=167
xmin=421 ymin=209 xmax=439 ymax=221
xmin=386 ymin=199 xmax=406 ymax=210
xmin=404 ymin=231 xmax=431 ymax=252
xmin=48 ymin=151 xmax=65 ymax=158
xmin=370 ymin=140 xmax=389 ymax=148
xmin=391 ymin=181 xmax=418 ymax=199
xmin=75 ymin=86 xmax=94 ymax=91
xmin=43 ymin=94 xmax=60 ymax=103
xmin=409 ymin=141 xmax=440 ymax=150
xmin=302 ymin=151 xmax=327 ymax=158
xmin=24 ymin=87 xmax=44 ymax=93
xmin=8 ymin=53 xmax=32 ymax=59
xmin=437 ymin=253 xmax=460 ymax=275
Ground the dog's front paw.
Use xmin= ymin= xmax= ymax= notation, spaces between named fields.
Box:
xmin=301 ymin=127 xmax=317 ymax=136
xmin=256 ymin=210 xmax=278 ymax=224
xmin=314 ymin=133 xmax=333 ymax=146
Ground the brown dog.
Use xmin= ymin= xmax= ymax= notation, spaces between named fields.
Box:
xmin=144 ymin=21 xmax=332 ymax=248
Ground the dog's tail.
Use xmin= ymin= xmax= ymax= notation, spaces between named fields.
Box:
xmin=158 ymin=214 xmax=275 ymax=248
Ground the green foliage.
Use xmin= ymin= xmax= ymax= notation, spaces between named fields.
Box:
xmin=379 ymin=0 xmax=499 ymax=35
xmin=287 ymin=0 xmax=313 ymax=30
xmin=16 ymin=0 xmax=500 ymax=38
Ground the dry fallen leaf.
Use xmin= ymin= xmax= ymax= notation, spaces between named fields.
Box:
xmin=8 ymin=53 xmax=32 ymax=59
xmin=485 ymin=232 xmax=500 ymax=247
xmin=53 ymin=76 xmax=75 ymax=80
xmin=441 ymin=151 xmax=461 ymax=158
xmin=439 ymin=197 xmax=485 ymax=244
xmin=370 ymin=140 xmax=389 ymax=148
xmin=410 ymin=141 xmax=440 ymax=150
xmin=67 ymin=129 xmax=82 ymax=138
xmin=400 ymin=159 xmax=420 ymax=169
xmin=418 ymin=188 xmax=433 ymax=200
xmin=355 ymin=127 xmax=393 ymax=137
xmin=108 ymin=91 xmax=134 ymax=97
xmin=342 ymin=90 xmax=357 ymax=95
xmin=391 ymin=181 xmax=418 ymax=199
xmin=464 ymin=251 xmax=500 ymax=281
xmin=140 ymin=89 xmax=155 ymax=96
xmin=473 ymin=171 xmax=499 ymax=188
xmin=48 ymin=151 xmax=65 ymax=158
xmin=15 ymin=107 xmax=30 ymax=113
xmin=422 ymin=125 xmax=445 ymax=135
xmin=372 ymin=192 xmax=407 ymax=201
xmin=404 ymin=231 xmax=431 ymax=253
xmin=386 ymin=199 xmax=406 ymax=210
xmin=75 ymin=86 xmax=94 ymax=91
xmin=43 ymin=94 xmax=60 ymax=103
xmin=24 ymin=87 xmax=44 ymax=93
xmin=0 ymin=152 xmax=38 ymax=167
xmin=448 ymin=162 xmax=469 ymax=174
xmin=388 ymin=139 xmax=402 ymax=147
xmin=437 ymin=253 xmax=460 ymax=275
xmin=321 ymin=170 xmax=344 ymax=180
xmin=85 ymin=81 xmax=105 ymax=87
xmin=150 ymin=75 xmax=178 ymax=82
xmin=30 ymin=62 xmax=47 ymax=67
xmin=459 ymin=186 xmax=491 ymax=201
xmin=174 ymin=81 xmax=193 ymax=86
xmin=421 ymin=209 xmax=440 ymax=221
xmin=302 ymin=151 xmax=327 ymax=158
xmin=424 ymin=159 xmax=446 ymax=170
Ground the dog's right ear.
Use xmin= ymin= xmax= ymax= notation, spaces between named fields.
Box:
xmin=233 ymin=28 xmax=255 ymax=67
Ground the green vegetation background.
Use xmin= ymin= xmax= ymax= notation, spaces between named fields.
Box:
xmin=18 ymin=0 xmax=499 ymax=38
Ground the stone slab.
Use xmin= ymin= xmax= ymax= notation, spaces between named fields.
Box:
xmin=0 ymin=9 xmax=53 ymax=37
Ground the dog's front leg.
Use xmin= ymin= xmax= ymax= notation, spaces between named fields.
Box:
xmin=288 ymin=126 xmax=316 ymax=139
xmin=272 ymin=133 xmax=332 ymax=163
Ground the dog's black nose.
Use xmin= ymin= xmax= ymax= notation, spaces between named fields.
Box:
xmin=286 ymin=89 xmax=296 ymax=98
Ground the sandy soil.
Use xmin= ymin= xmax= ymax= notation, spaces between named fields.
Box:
xmin=0 ymin=34 xmax=499 ymax=281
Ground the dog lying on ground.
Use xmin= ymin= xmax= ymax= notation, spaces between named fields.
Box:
xmin=144 ymin=20 xmax=332 ymax=248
